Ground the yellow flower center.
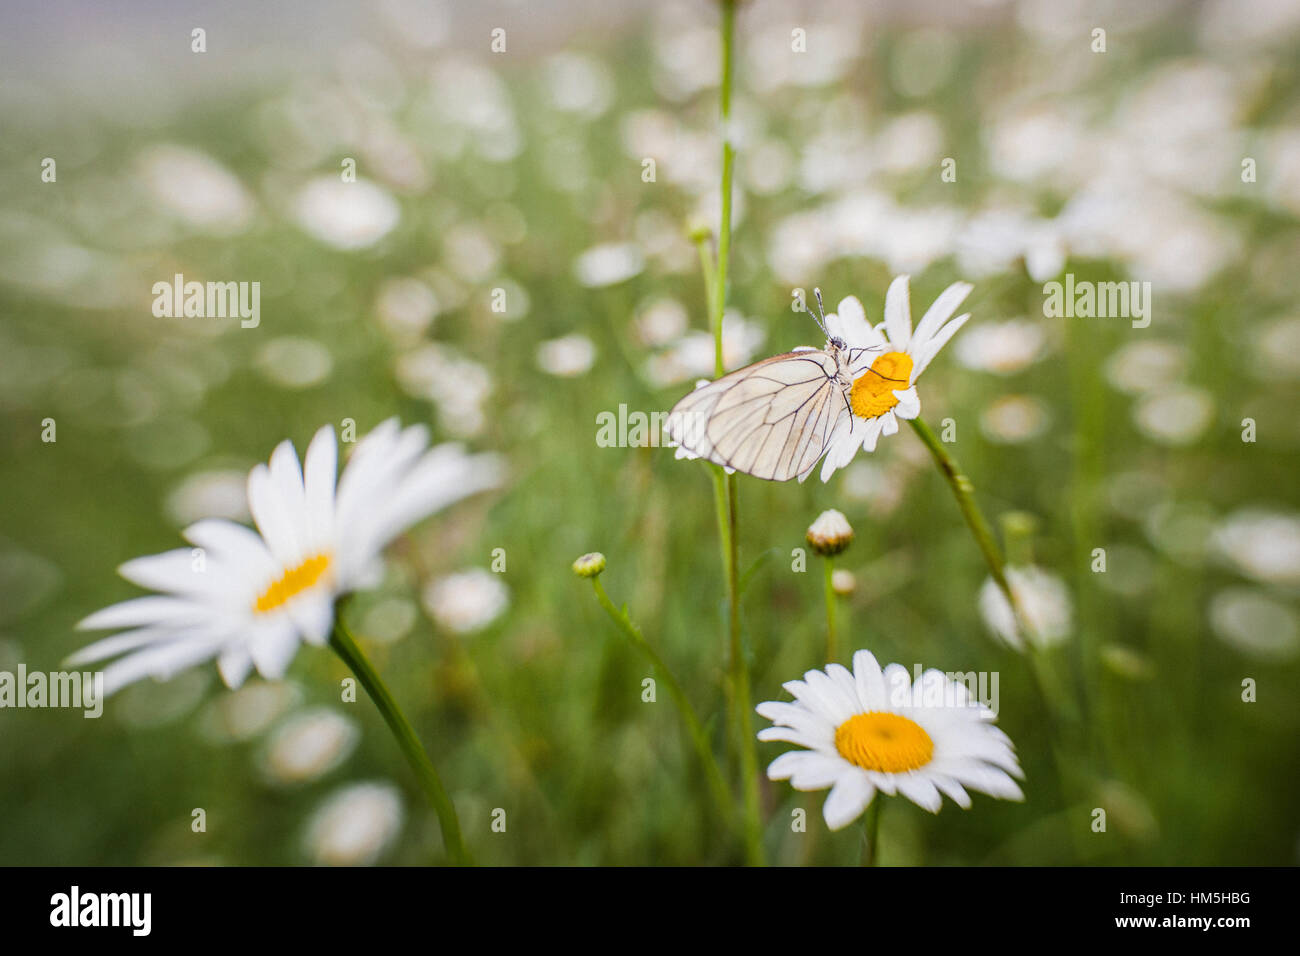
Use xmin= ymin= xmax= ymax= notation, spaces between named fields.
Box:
xmin=834 ymin=711 xmax=934 ymax=773
xmin=254 ymin=553 xmax=331 ymax=613
xmin=849 ymin=351 xmax=913 ymax=419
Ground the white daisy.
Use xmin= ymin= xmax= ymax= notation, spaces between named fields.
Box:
xmin=818 ymin=275 xmax=972 ymax=481
xmin=757 ymin=650 xmax=1024 ymax=830
xmin=71 ymin=419 xmax=504 ymax=695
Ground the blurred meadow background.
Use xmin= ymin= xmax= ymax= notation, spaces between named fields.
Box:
xmin=1 ymin=0 xmax=1299 ymax=865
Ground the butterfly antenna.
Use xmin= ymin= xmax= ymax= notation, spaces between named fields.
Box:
xmin=806 ymin=287 xmax=829 ymax=337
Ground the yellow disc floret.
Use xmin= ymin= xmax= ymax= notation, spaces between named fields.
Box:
xmin=254 ymin=553 xmax=331 ymax=613
xmin=834 ymin=711 xmax=934 ymax=773
xmin=849 ymin=351 xmax=913 ymax=420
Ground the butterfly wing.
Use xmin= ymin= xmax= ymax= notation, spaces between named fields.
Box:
xmin=664 ymin=350 xmax=850 ymax=482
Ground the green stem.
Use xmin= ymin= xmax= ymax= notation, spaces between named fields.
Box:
xmin=589 ymin=578 xmax=735 ymax=829
xmin=862 ymin=797 xmax=883 ymax=866
xmin=823 ymin=557 xmax=838 ymax=663
xmin=714 ymin=0 xmax=737 ymax=380
xmin=908 ymin=416 xmax=1082 ymax=806
xmin=329 ymin=615 xmax=472 ymax=866
xmin=701 ymin=0 xmax=764 ymax=867
xmin=726 ymin=471 xmax=763 ymax=866
xmin=907 ymin=417 xmax=1028 ymax=632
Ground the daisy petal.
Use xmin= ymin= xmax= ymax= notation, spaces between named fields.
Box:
xmin=883 ymin=275 xmax=912 ymax=349
xmin=911 ymin=281 xmax=972 ymax=352
xmin=823 ymin=771 xmax=875 ymax=830
xmin=912 ymin=312 xmax=971 ymax=378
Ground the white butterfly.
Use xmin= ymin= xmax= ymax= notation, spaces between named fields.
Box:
xmin=663 ymin=290 xmax=881 ymax=483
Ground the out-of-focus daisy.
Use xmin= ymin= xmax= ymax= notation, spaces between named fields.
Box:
xmin=293 ymin=176 xmax=400 ymax=250
xmin=757 ymin=650 xmax=1024 ymax=830
xmin=71 ymin=420 xmax=504 ymax=695
xmin=953 ymin=319 xmax=1048 ymax=375
xmin=1209 ymin=587 xmax=1299 ymax=660
xmin=259 ymin=708 xmax=360 ymax=786
xmin=978 ymin=565 xmax=1073 ymax=651
xmin=536 ymin=334 xmax=597 ymax=378
xmin=573 ymin=242 xmax=644 ymax=288
xmin=165 ymin=469 xmax=251 ymax=525
xmin=422 ymin=568 xmax=509 ymax=634
xmin=138 ymin=145 xmax=255 ymax=235
xmin=818 ymin=275 xmax=973 ymax=481
xmin=304 ymin=781 xmax=404 ymax=866
xmin=1103 ymin=341 xmax=1188 ymax=395
xmin=1132 ymin=385 xmax=1215 ymax=446
xmin=1212 ymin=508 xmax=1300 ymax=588
xmin=980 ymin=395 xmax=1051 ymax=445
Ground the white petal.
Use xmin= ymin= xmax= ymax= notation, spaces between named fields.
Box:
xmin=895 ymin=774 xmax=943 ymax=813
xmin=892 ymin=387 xmax=920 ymax=419
xmin=823 ymin=311 xmax=846 ymax=343
xmin=249 ymin=618 xmax=301 ymax=679
xmin=67 ymin=625 xmax=182 ymax=666
xmin=97 ymin=633 xmax=227 ymax=696
xmin=883 ymin=275 xmax=912 ymax=350
xmin=768 ymin=751 xmax=844 ymax=791
xmin=118 ymin=549 xmax=218 ymax=595
xmin=911 ymin=312 xmax=971 ymax=378
xmin=802 ymin=668 xmax=859 ymax=724
xmin=183 ymin=519 xmax=275 ymax=578
xmin=78 ymin=596 xmax=209 ymax=632
xmin=823 ymin=771 xmax=875 ymax=830
xmin=911 ymin=281 xmax=972 ymax=352
xmin=218 ymin=646 xmax=255 ymax=689
xmin=852 ymin=650 xmax=888 ymax=709
xmin=248 ymin=463 xmax=303 ymax=567
xmin=287 ymin=589 xmax=335 ymax=645
xmin=932 ymin=774 xmax=973 ymax=809
xmin=860 ymin=417 xmax=885 ymax=452
xmin=757 ymin=726 xmax=823 ymax=749
xmin=303 ymin=425 xmax=338 ymax=550
xmin=835 ymin=296 xmax=877 ymax=347
xmin=943 ymin=761 xmax=1026 ymax=801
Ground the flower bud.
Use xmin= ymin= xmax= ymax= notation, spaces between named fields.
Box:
xmin=572 ymin=552 xmax=606 ymax=578
xmin=806 ymin=509 xmax=854 ymax=557
xmin=831 ymin=568 xmax=856 ymax=597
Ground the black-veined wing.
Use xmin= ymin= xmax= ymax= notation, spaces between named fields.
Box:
xmin=663 ymin=349 xmax=849 ymax=482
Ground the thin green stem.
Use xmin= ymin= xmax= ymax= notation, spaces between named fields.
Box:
xmin=589 ymin=578 xmax=735 ymax=829
xmin=823 ymin=556 xmax=838 ymax=663
xmin=701 ymin=0 xmax=764 ymax=866
xmin=714 ymin=0 xmax=737 ymax=380
xmin=908 ymin=417 xmax=1020 ymax=613
xmin=908 ymin=415 xmax=1083 ymax=805
xmin=329 ymin=614 xmax=472 ymax=865
xmin=726 ymin=471 xmax=762 ymax=865
xmin=862 ymin=798 xmax=883 ymax=866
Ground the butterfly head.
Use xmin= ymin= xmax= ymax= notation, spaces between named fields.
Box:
xmin=806 ymin=287 xmax=846 ymax=352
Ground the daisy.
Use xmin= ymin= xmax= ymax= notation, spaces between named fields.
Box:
xmin=817 ymin=275 xmax=973 ymax=481
xmin=757 ymin=650 xmax=1024 ymax=830
xmin=71 ymin=419 xmax=503 ymax=695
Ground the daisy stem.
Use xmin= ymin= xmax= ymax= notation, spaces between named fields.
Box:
xmin=823 ymin=556 xmax=838 ymax=663
xmin=862 ymin=797 xmax=883 ymax=866
xmin=329 ymin=615 xmax=472 ymax=866
xmin=588 ymin=577 xmax=736 ymax=831
xmin=702 ymin=0 xmax=764 ymax=867
xmin=907 ymin=417 xmax=1032 ymax=634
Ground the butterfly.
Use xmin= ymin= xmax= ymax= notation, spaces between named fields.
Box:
xmin=663 ymin=290 xmax=883 ymax=482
